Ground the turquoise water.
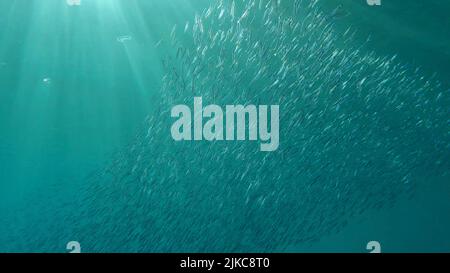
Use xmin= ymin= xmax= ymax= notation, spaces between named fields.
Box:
xmin=0 ymin=0 xmax=449 ymax=252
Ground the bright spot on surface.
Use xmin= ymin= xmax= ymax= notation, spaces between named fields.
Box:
xmin=67 ymin=0 xmax=81 ymax=6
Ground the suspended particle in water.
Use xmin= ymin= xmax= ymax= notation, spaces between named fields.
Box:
xmin=117 ymin=35 xmax=132 ymax=43
xmin=67 ymin=0 xmax=81 ymax=6
xmin=42 ymin=77 xmax=52 ymax=85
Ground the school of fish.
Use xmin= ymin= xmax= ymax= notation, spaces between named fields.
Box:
xmin=2 ymin=0 xmax=448 ymax=252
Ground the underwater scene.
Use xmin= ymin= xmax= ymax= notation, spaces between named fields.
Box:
xmin=0 ymin=0 xmax=449 ymax=253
